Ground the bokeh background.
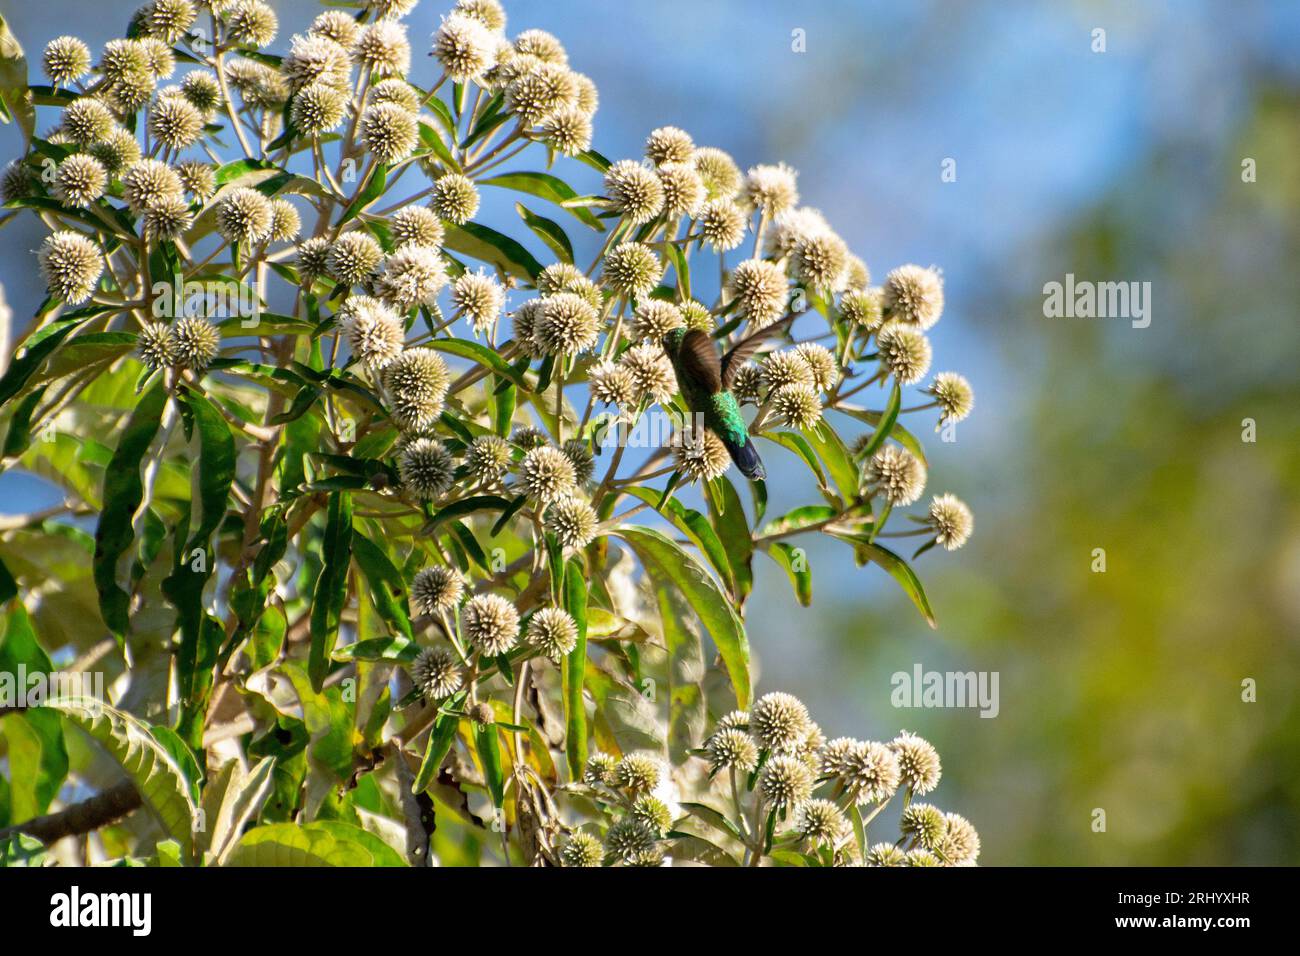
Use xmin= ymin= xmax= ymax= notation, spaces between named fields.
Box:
xmin=3 ymin=0 xmax=1299 ymax=864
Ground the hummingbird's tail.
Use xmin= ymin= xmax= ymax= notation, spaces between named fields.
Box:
xmin=722 ymin=434 xmax=766 ymax=481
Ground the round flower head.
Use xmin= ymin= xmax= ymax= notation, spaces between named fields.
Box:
xmin=137 ymin=321 xmax=177 ymax=370
xmin=226 ymin=0 xmax=279 ymax=48
xmin=613 ymin=753 xmax=661 ymax=792
xmin=559 ymin=830 xmax=603 ymax=868
xmin=644 ymin=126 xmax=694 ymax=167
xmin=860 ymin=842 xmax=904 ymax=867
xmin=716 ymin=710 xmax=751 ymax=732
xmin=562 ymin=439 xmax=595 ymax=484
xmin=362 ymin=102 xmax=418 ymax=164
xmin=584 ymin=360 xmax=633 ymax=407
xmin=926 ymin=372 xmax=974 ymax=427
xmin=705 ymin=727 xmax=758 ymax=774
xmin=759 ymin=755 xmax=814 ymax=809
xmin=54 ymin=155 xmax=108 ymax=208
xmin=571 ymin=72 xmax=598 ymax=115
xmin=450 ymin=270 xmax=505 ymax=332
xmin=61 ymin=98 xmax=116 ymax=146
xmin=143 ymin=194 xmax=194 ymax=240
xmin=411 ymin=566 xmax=465 ymax=615
xmin=98 ymin=39 xmax=149 ymax=85
xmin=602 ymin=242 xmax=662 ymax=300
xmin=433 ymin=12 xmax=497 ymax=81
xmin=310 ymin=10 xmax=362 ymax=49
xmin=728 ymin=258 xmax=788 ymax=328
xmin=366 ymin=0 xmax=418 ymax=19
xmin=741 ymin=162 xmax=799 ymax=215
xmin=216 ymin=186 xmax=274 ymax=245
xmin=533 ymin=262 xmax=579 ymax=296
xmin=179 ymin=71 xmax=222 ymax=116
xmin=675 ymin=299 xmax=712 ymax=333
xmin=840 ymin=287 xmax=883 ymax=329
xmin=545 ymin=495 xmax=599 ymax=550
xmin=796 ymin=799 xmax=848 ymax=845
xmin=290 ymin=81 xmax=347 ymax=135
xmin=507 ymin=61 xmax=577 ymax=126
xmin=632 ymin=300 xmax=683 ymax=344
xmin=698 ymin=199 xmax=747 ymax=252
xmin=693 ymin=146 xmax=742 ymax=199
xmin=883 ymin=264 xmax=944 ymax=329
xmin=167 ymin=162 xmax=212 ymax=203
xmin=139 ymin=38 xmax=177 ymax=79
xmin=792 ymin=231 xmax=850 ymax=292
xmin=410 ymin=646 xmax=463 ymax=700
xmin=172 ymin=316 xmax=220 ymax=371
xmin=354 ymin=19 xmax=410 ymax=76
xmin=390 ymin=207 xmax=444 ymax=250
xmin=583 ymin=752 xmax=617 ymax=786
xmin=327 ymin=231 xmax=384 ymax=286
xmin=464 ymin=434 xmax=512 ymax=485
xmin=791 ymin=342 xmax=838 ymax=392
xmin=772 ymin=383 xmax=822 ymax=430
xmin=750 ymin=692 xmax=812 ymax=754
xmin=837 ymin=740 xmax=901 ymax=805
xmin=38 ymin=231 xmax=103 ymax=305
xmin=674 ymin=427 xmax=730 ymax=484
xmin=112 ymin=71 xmax=157 ymax=113
xmin=43 ymin=36 xmax=92 ymax=85
xmin=266 ymin=199 xmax=301 ymax=242
xmin=513 ymin=28 xmax=567 ymax=64
xmin=283 ymin=33 xmax=350 ymax=91
xmin=941 ymin=812 xmax=980 ymax=864
xmin=604 ymin=160 xmax=664 ymax=226
xmin=906 ymin=848 xmax=941 ymax=867
xmin=658 ymin=162 xmax=705 ymax=219
xmin=512 ymin=426 xmax=549 ymax=449
xmin=864 ymin=445 xmax=926 ymax=506
xmin=461 ymin=593 xmax=520 ymax=656
xmin=145 ymin=0 xmax=196 ymax=42
xmin=604 ymin=819 xmax=654 ymax=864
xmin=618 ymin=340 xmax=677 ymax=405
xmin=430 ymin=173 xmax=480 ymax=225
xmin=876 ymin=320 xmax=932 ymax=385
xmin=384 ymin=348 xmax=450 ymax=430
xmin=630 ymin=794 xmax=673 ymax=836
xmin=89 ymin=128 xmax=142 ymax=177
xmin=295 ymin=236 xmax=332 ymax=283
xmin=378 ymin=245 xmax=448 ymax=310
xmin=761 ymin=350 xmax=813 ymax=392
xmin=541 ymin=106 xmax=593 ymax=156
xmin=509 ymin=299 xmax=545 ymax=357
xmin=525 ymin=606 xmax=579 ymax=660
xmin=340 ymin=296 xmax=404 ymax=370
xmin=899 ymin=802 xmax=946 ymax=849
xmin=399 ymin=437 xmax=454 ymax=499
xmin=764 ymin=207 xmax=831 ymax=261
xmin=369 ymin=78 xmax=420 ymax=112
xmin=927 ymin=493 xmax=973 ymax=551
xmin=845 ymin=255 xmax=871 ymax=291
xmin=731 ymin=363 xmax=763 ymax=404
xmin=519 ymin=445 xmax=576 ymax=504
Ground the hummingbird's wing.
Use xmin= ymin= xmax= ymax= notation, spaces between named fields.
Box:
xmin=678 ymin=329 xmax=723 ymax=393
xmin=721 ymin=311 xmax=801 ymax=389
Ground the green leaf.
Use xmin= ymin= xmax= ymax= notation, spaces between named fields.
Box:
xmin=801 ymin=422 xmax=859 ymax=505
xmin=705 ymin=475 xmax=754 ymax=606
xmin=0 ymin=312 xmax=103 ymax=409
xmin=443 ymin=221 xmax=543 ymax=281
xmin=844 ymin=539 xmax=936 ymax=628
xmin=413 ymin=692 xmax=466 ymax=794
xmin=339 ymin=162 xmax=389 ymax=224
xmin=0 ymin=15 xmax=33 ymax=146
xmin=660 ymin=588 xmax=706 ymax=763
xmin=853 ymin=380 xmax=901 ymax=462
xmin=766 ymin=542 xmax=813 ymax=607
xmin=93 ymin=380 xmax=168 ymax=642
xmin=760 ymin=430 xmax=832 ymax=499
xmin=841 ymin=402 xmax=929 ymax=467
xmin=562 ymin=558 xmax=589 ymax=778
xmin=664 ymin=242 xmax=691 ymax=299
xmin=622 ymin=486 xmax=734 ymax=597
xmin=0 ymin=606 xmax=67 ymax=821
xmin=308 ymin=492 xmax=354 ymax=691
xmin=478 ymin=170 xmax=605 ymax=231
xmin=515 ymin=201 xmax=574 ymax=263
xmin=758 ymin=504 xmax=838 ymax=537
xmin=475 ymin=723 xmax=505 ymax=808
xmin=351 ymin=530 xmax=413 ymax=640
xmin=679 ymin=801 xmax=744 ymax=841
xmin=333 ymin=635 xmax=418 ymax=663
xmin=224 ymin=820 xmax=407 ymax=866
xmin=611 ymin=526 xmax=751 ymax=708
xmin=48 ymin=697 xmax=200 ymax=863
xmin=425 ymin=338 xmax=530 ymax=390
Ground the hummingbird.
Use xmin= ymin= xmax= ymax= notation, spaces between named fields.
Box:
xmin=662 ymin=314 xmax=797 ymax=482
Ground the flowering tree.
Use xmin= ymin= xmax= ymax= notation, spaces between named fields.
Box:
xmin=0 ymin=0 xmax=978 ymax=867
